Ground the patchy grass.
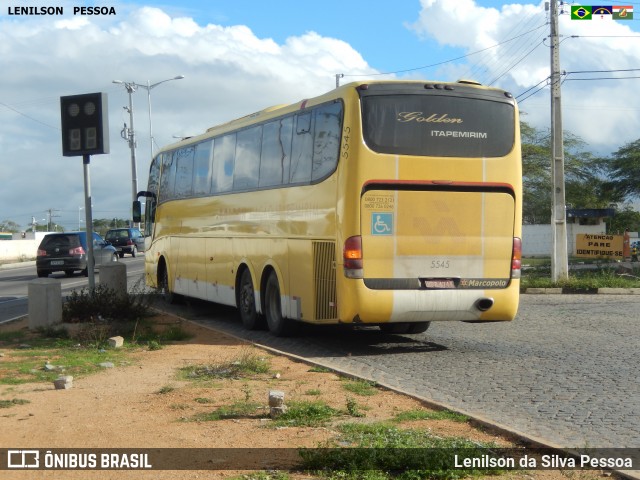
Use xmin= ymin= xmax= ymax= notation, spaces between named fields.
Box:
xmin=0 ymin=334 xmax=132 ymax=386
xmin=307 ymin=366 xmax=333 ymax=373
xmin=156 ymin=385 xmax=175 ymax=395
xmin=300 ymin=422 xmax=506 ymax=479
xmin=392 ymin=408 xmax=469 ymax=423
xmin=189 ymin=401 xmax=265 ymax=422
xmin=342 ymin=379 xmax=378 ymax=396
xmin=180 ymin=350 xmax=271 ymax=381
xmin=0 ymin=398 xmax=30 ymax=409
xmin=521 ymin=265 xmax=640 ymax=290
xmin=270 ymin=400 xmax=341 ymax=428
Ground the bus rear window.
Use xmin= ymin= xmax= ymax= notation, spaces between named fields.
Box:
xmin=361 ymin=94 xmax=515 ymax=158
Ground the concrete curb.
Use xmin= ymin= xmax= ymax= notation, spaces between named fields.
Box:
xmin=0 ymin=261 xmax=36 ymax=270
xmin=525 ymin=288 xmax=640 ymax=295
xmin=179 ymin=312 xmax=640 ymax=480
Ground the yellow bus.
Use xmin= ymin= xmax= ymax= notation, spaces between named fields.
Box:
xmin=134 ymin=80 xmax=522 ymax=336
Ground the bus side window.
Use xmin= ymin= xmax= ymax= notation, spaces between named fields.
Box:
xmin=290 ymin=112 xmax=313 ymax=184
xmin=312 ymin=102 xmax=342 ymax=181
xmin=159 ymin=152 xmax=176 ymax=202
xmin=174 ymin=146 xmax=195 ymax=198
xmin=148 ymin=156 xmax=161 ymax=197
xmin=234 ymin=125 xmax=262 ymax=191
xmin=212 ymin=134 xmax=235 ymax=194
xmin=260 ymin=117 xmax=293 ymax=187
xmin=193 ymin=140 xmax=213 ymax=196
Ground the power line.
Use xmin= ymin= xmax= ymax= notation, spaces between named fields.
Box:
xmin=488 ymin=40 xmax=545 ymax=86
xmin=340 ymin=23 xmax=548 ymax=79
xmin=516 ymin=67 xmax=640 ymax=103
xmin=566 ymin=68 xmax=640 ymax=74
xmin=0 ymin=101 xmax=59 ymax=130
xmin=565 ymin=75 xmax=640 ymax=81
xmin=466 ymin=10 xmax=543 ymax=83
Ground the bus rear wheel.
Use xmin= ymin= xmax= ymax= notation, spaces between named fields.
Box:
xmin=264 ymin=272 xmax=295 ymax=337
xmin=238 ymin=269 xmax=264 ymax=330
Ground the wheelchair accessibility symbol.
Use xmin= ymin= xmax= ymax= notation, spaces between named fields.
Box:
xmin=371 ymin=213 xmax=393 ymax=236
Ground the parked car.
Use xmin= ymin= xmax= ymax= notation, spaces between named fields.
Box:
xmin=36 ymin=232 xmax=118 ymax=277
xmin=104 ymin=227 xmax=145 ymax=258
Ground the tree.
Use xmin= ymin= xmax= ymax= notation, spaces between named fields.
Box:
xmin=605 ymin=139 xmax=640 ymax=201
xmin=521 ymin=122 xmax=615 ymax=224
xmin=606 ymin=204 xmax=640 ymax=234
xmin=0 ymin=220 xmax=21 ymax=233
xmin=91 ymin=218 xmax=129 ymax=236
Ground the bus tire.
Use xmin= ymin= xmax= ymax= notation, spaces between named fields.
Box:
xmin=159 ymin=265 xmax=177 ymax=304
xmin=238 ymin=269 xmax=264 ymax=330
xmin=406 ymin=322 xmax=430 ymax=334
xmin=264 ymin=272 xmax=295 ymax=337
xmin=379 ymin=323 xmax=411 ymax=334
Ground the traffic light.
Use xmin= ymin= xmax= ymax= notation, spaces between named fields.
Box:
xmin=60 ymin=92 xmax=110 ymax=156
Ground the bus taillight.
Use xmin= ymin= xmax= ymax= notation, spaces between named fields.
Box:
xmin=512 ymin=237 xmax=522 ymax=278
xmin=343 ymin=235 xmax=363 ymax=279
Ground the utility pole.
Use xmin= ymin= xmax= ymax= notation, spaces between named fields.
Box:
xmin=113 ymin=76 xmax=184 ymax=227
xmin=117 ymin=85 xmax=139 ymax=227
xmin=46 ymin=208 xmax=60 ymax=231
xmin=549 ymin=0 xmax=569 ymax=281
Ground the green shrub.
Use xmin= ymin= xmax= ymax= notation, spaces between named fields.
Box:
xmin=63 ymin=283 xmax=153 ymax=324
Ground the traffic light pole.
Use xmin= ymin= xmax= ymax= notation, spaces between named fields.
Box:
xmin=83 ymin=154 xmax=95 ymax=290
xmin=60 ymin=92 xmax=110 ymax=292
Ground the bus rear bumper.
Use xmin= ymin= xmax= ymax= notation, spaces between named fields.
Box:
xmin=339 ymin=280 xmax=520 ymax=324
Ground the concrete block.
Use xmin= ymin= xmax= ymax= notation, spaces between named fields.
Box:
xmin=28 ymin=279 xmax=62 ymax=330
xmin=270 ymin=406 xmax=288 ymax=418
xmin=268 ymin=390 xmax=285 ymax=407
xmin=108 ymin=336 xmax=124 ymax=348
xmin=99 ymin=263 xmax=127 ymax=299
xmin=53 ymin=376 xmax=73 ymax=390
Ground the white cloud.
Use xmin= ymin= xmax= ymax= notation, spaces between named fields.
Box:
xmin=0 ymin=7 xmax=374 ymax=230
xmin=409 ymin=0 xmax=640 ymax=153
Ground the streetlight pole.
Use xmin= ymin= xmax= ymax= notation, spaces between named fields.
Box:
xmin=113 ymin=76 xmax=184 ymax=226
xmin=138 ymin=76 xmax=184 ymax=161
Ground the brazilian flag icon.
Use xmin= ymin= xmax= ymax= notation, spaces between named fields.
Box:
xmin=571 ymin=5 xmax=592 ymax=19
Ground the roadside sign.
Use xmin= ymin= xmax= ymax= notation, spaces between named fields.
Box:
xmin=575 ymin=234 xmax=623 ymax=259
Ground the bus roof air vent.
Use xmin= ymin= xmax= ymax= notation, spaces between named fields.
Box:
xmin=457 ymin=79 xmax=482 ymax=85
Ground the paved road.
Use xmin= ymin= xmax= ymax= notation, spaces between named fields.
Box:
xmin=158 ymin=294 xmax=640 ymax=450
xmin=0 ymin=257 xmax=146 ymax=324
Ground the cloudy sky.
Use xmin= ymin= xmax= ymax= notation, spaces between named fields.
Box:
xmin=1 ymin=0 xmax=639 ymax=231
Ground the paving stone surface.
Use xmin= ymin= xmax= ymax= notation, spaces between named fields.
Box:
xmin=165 ymin=294 xmax=640 ymax=449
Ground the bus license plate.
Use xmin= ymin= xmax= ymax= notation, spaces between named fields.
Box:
xmin=423 ymin=279 xmax=455 ymax=289
xmin=51 ymin=260 xmax=64 ymax=266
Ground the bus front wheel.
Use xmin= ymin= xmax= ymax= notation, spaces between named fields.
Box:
xmin=264 ymin=272 xmax=295 ymax=337
xmin=238 ymin=269 xmax=264 ymax=330
xmin=159 ymin=266 xmax=177 ymax=304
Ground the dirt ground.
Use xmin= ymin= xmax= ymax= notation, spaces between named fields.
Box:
xmin=0 ymin=315 xmax=604 ymax=480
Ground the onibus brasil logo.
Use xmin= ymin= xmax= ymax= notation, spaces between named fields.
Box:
xmin=571 ymin=5 xmax=633 ymax=20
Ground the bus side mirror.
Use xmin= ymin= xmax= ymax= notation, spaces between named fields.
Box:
xmin=132 ymin=201 xmax=142 ymax=223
